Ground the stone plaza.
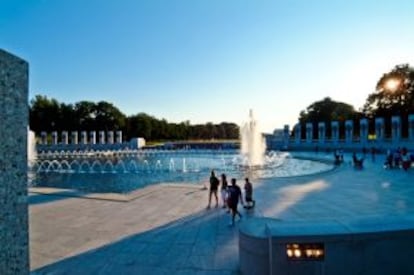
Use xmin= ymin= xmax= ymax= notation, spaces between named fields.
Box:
xmin=29 ymin=152 xmax=414 ymax=274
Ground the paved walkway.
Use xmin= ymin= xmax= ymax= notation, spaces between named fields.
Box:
xmin=30 ymin=153 xmax=414 ymax=274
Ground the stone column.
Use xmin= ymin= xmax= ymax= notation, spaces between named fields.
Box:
xmin=89 ymin=131 xmax=96 ymax=145
xmin=283 ymin=125 xmax=290 ymax=148
xmin=0 ymin=49 xmax=30 ymax=274
xmin=360 ymin=118 xmax=368 ymax=145
xmin=99 ymin=131 xmax=105 ymax=144
xmin=391 ymin=116 xmax=401 ymax=143
xmin=81 ymin=131 xmax=88 ymax=145
xmin=294 ymin=123 xmax=301 ymax=144
xmin=306 ymin=122 xmax=313 ymax=143
xmin=107 ymin=131 xmax=114 ymax=144
xmin=61 ymin=131 xmax=68 ymax=145
xmin=375 ymin=118 xmax=384 ymax=142
xmin=71 ymin=131 xmax=78 ymax=145
xmin=51 ymin=131 xmax=58 ymax=145
xmin=409 ymin=114 xmax=414 ymax=140
xmin=116 ymin=131 xmax=123 ymax=144
xmin=318 ymin=122 xmax=325 ymax=144
xmin=345 ymin=120 xmax=353 ymax=144
xmin=331 ymin=121 xmax=339 ymax=145
xmin=40 ymin=131 xmax=47 ymax=145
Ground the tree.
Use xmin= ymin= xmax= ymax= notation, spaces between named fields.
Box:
xmin=363 ymin=64 xmax=414 ymax=117
xmin=94 ymin=101 xmax=126 ymax=131
xmin=298 ymin=97 xmax=358 ymax=138
xmin=29 ymin=95 xmax=61 ymax=134
xmin=30 ymin=94 xmax=240 ymax=141
xmin=73 ymin=101 xmax=97 ymax=130
xmin=362 ymin=64 xmax=414 ymax=137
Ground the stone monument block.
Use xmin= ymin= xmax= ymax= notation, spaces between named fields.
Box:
xmin=391 ymin=116 xmax=401 ymax=142
xmin=375 ymin=117 xmax=384 ymax=141
xmin=283 ymin=125 xmax=290 ymax=148
xmin=51 ymin=131 xmax=58 ymax=145
xmin=409 ymin=114 xmax=414 ymax=140
xmin=360 ymin=118 xmax=368 ymax=144
xmin=318 ymin=122 xmax=325 ymax=144
xmin=61 ymin=131 xmax=68 ymax=145
xmin=89 ymin=131 xmax=96 ymax=145
xmin=306 ymin=122 xmax=313 ymax=143
xmin=107 ymin=131 xmax=114 ymax=144
xmin=81 ymin=131 xmax=87 ymax=144
xmin=294 ymin=124 xmax=301 ymax=144
xmin=331 ymin=121 xmax=339 ymax=144
xmin=0 ymin=49 xmax=30 ymax=274
xmin=71 ymin=131 xmax=78 ymax=145
xmin=40 ymin=131 xmax=47 ymax=145
xmin=345 ymin=120 xmax=353 ymax=144
xmin=116 ymin=131 xmax=122 ymax=143
xmin=99 ymin=131 xmax=105 ymax=144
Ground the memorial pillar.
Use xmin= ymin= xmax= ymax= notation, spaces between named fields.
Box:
xmin=116 ymin=131 xmax=123 ymax=144
xmin=61 ymin=131 xmax=68 ymax=145
xmin=391 ymin=116 xmax=401 ymax=143
xmin=375 ymin=117 xmax=384 ymax=142
xmin=283 ymin=125 xmax=290 ymax=148
xmin=71 ymin=131 xmax=78 ymax=145
xmin=318 ymin=122 xmax=325 ymax=144
xmin=107 ymin=131 xmax=114 ymax=144
xmin=0 ymin=49 xmax=30 ymax=274
xmin=294 ymin=124 xmax=301 ymax=144
xmin=40 ymin=131 xmax=47 ymax=145
xmin=89 ymin=131 xmax=96 ymax=145
xmin=306 ymin=123 xmax=313 ymax=143
xmin=81 ymin=131 xmax=88 ymax=145
xmin=99 ymin=131 xmax=105 ymax=144
xmin=345 ymin=120 xmax=353 ymax=144
xmin=51 ymin=131 xmax=58 ymax=145
xmin=360 ymin=118 xmax=368 ymax=145
xmin=331 ymin=121 xmax=339 ymax=145
xmin=409 ymin=114 xmax=414 ymax=141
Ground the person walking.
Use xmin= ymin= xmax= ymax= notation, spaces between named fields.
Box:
xmin=227 ymin=178 xmax=244 ymax=225
xmin=220 ymin=173 xmax=228 ymax=208
xmin=207 ymin=170 xmax=219 ymax=209
xmin=243 ymin=177 xmax=255 ymax=209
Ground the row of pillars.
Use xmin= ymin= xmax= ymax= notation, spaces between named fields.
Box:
xmin=282 ymin=115 xmax=414 ymax=145
xmin=39 ymin=130 xmax=123 ymax=145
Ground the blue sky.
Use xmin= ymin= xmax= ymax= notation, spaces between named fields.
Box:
xmin=1 ymin=0 xmax=414 ymax=132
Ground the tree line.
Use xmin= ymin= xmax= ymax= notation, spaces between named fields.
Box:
xmin=298 ymin=64 xmax=414 ymax=139
xmin=30 ymin=63 xmax=414 ymax=141
xmin=29 ymin=96 xmax=239 ymax=141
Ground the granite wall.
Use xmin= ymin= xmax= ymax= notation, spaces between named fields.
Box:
xmin=0 ymin=49 xmax=30 ymax=274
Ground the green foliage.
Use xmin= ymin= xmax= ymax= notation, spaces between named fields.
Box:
xmin=299 ymin=97 xmax=357 ymax=123
xmin=298 ymin=97 xmax=359 ymax=138
xmin=362 ymin=64 xmax=414 ymax=137
xmin=29 ymin=95 xmax=239 ymax=141
xmin=363 ymin=64 xmax=414 ymax=117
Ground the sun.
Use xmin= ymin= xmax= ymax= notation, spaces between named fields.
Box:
xmin=384 ymin=78 xmax=400 ymax=92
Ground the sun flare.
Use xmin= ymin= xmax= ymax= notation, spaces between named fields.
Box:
xmin=384 ymin=78 xmax=400 ymax=92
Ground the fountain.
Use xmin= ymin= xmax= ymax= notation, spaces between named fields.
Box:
xmin=240 ymin=109 xmax=266 ymax=167
xmin=27 ymin=112 xmax=334 ymax=194
xmin=28 ymin=128 xmax=37 ymax=166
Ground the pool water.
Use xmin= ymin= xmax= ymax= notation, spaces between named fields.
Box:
xmin=29 ymin=150 xmax=334 ymax=194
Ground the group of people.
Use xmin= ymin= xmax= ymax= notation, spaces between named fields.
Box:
xmin=206 ymin=170 xmax=256 ymax=225
xmin=385 ymin=147 xmax=413 ymax=171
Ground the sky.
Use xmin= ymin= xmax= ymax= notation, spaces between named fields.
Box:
xmin=1 ymin=0 xmax=414 ymax=133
